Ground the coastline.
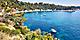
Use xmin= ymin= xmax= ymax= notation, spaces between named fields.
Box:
xmin=14 ymin=9 xmax=77 ymax=13
xmin=0 ymin=8 xmax=59 ymax=40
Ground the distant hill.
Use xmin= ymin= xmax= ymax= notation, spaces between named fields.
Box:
xmin=0 ymin=0 xmax=80 ymax=10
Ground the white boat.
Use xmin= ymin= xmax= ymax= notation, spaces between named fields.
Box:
xmin=41 ymin=14 xmax=46 ymax=17
xmin=43 ymin=14 xmax=46 ymax=16
xmin=51 ymin=29 xmax=57 ymax=33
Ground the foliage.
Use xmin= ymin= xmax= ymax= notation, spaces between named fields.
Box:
xmin=0 ymin=0 xmax=77 ymax=10
xmin=17 ymin=27 xmax=29 ymax=35
xmin=0 ymin=0 xmax=60 ymax=40
xmin=0 ymin=26 xmax=10 ymax=33
xmin=0 ymin=26 xmax=20 ymax=35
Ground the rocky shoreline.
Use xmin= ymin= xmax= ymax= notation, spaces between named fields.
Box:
xmin=0 ymin=7 xmax=59 ymax=40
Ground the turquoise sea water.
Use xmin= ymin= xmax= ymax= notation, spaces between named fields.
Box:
xmin=23 ymin=11 xmax=80 ymax=40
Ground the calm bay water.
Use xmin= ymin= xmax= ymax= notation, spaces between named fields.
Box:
xmin=23 ymin=11 xmax=80 ymax=40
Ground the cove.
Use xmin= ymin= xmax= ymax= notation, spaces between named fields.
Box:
xmin=23 ymin=11 xmax=80 ymax=40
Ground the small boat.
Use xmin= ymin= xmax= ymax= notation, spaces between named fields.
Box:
xmin=43 ymin=14 xmax=46 ymax=16
xmin=41 ymin=15 xmax=43 ymax=16
xmin=51 ymin=29 xmax=57 ymax=33
xmin=41 ymin=14 xmax=46 ymax=17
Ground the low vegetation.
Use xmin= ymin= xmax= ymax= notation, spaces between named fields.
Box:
xmin=0 ymin=0 xmax=60 ymax=40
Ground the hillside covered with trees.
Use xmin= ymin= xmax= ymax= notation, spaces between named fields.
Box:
xmin=0 ymin=0 xmax=80 ymax=11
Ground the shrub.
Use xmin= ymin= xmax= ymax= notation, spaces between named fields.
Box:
xmin=0 ymin=26 xmax=10 ymax=33
xmin=10 ymin=30 xmax=20 ymax=35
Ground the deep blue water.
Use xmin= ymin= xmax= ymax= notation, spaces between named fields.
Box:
xmin=23 ymin=11 xmax=80 ymax=40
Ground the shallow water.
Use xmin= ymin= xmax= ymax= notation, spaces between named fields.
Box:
xmin=23 ymin=11 xmax=80 ymax=40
